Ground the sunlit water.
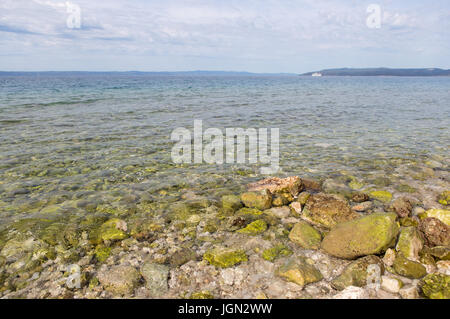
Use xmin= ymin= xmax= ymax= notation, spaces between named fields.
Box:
xmin=0 ymin=74 xmax=449 ymax=229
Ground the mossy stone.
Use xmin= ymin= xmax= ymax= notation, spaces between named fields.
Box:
xmin=288 ymin=221 xmax=322 ymax=250
xmin=94 ymin=246 xmax=111 ymax=263
xmin=276 ymin=257 xmax=323 ymax=288
xmin=237 ymin=220 xmax=267 ymax=235
xmin=424 ymin=209 xmax=450 ymax=226
xmin=221 ymin=195 xmax=243 ymax=214
xmin=240 ymin=191 xmax=272 ymax=210
xmin=392 ymin=253 xmax=427 ymax=279
xmin=203 ymin=247 xmax=248 ymax=268
xmin=262 ymin=244 xmax=292 ymax=262
xmin=438 ymin=191 xmax=450 ymax=206
xmin=369 ymin=191 xmax=393 ymax=203
xmin=395 ymin=227 xmax=424 ymax=260
xmin=190 ymin=291 xmax=214 ymax=299
xmin=421 ymin=273 xmax=450 ymax=299
xmin=321 ymin=213 xmax=400 ymax=259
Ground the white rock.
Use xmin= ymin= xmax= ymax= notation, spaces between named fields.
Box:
xmin=381 ymin=276 xmax=403 ymax=294
xmin=382 ymin=248 xmax=396 ymax=267
xmin=436 ymin=260 xmax=450 ymax=275
xmin=399 ymin=285 xmax=419 ymax=299
xmin=333 ymin=286 xmax=369 ymax=299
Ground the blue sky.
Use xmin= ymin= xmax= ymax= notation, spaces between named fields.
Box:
xmin=0 ymin=0 xmax=449 ymax=72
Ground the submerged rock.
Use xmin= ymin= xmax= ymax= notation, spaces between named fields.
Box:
xmin=351 ymin=193 xmax=370 ymax=203
xmin=331 ymin=255 xmax=385 ymax=290
xmin=396 ymin=227 xmax=424 ymax=260
xmin=321 ymin=213 xmax=399 ymax=259
xmin=302 ymin=179 xmax=322 ymax=192
xmin=288 ymin=221 xmax=322 ymax=250
xmin=438 ymin=191 xmax=450 ymax=206
xmin=98 ymin=265 xmax=141 ymax=295
xmin=392 ymin=253 xmax=427 ymax=279
xmin=418 ymin=217 xmax=450 ymax=247
xmin=261 ymin=244 xmax=292 ymax=262
xmin=247 ymin=176 xmax=303 ymax=196
xmin=369 ymin=191 xmax=393 ymax=203
xmin=91 ymin=218 xmax=128 ymax=244
xmin=276 ymin=257 xmax=323 ymax=288
xmin=221 ymin=195 xmax=243 ymax=214
xmin=420 ymin=273 xmax=450 ymax=299
xmin=302 ymin=193 xmax=357 ymax=228
xmin=203 ymin=247 xmax=248 ymax=268
xmin=240 ymin=190 xmax=272 ymax=210
xmin=237 ymin=220 xmax=267 ymax=235
xmin=140 ymin=262 xmax=169 ymax=297
xmin=333 ymin=286 xmax=369 ymax=299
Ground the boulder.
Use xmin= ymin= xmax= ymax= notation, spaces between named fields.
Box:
xmin=392 ymin=253 xmax=427 ymax=279
xmin=420 ymin=273 xmax=450 ymax=299
xmin=276 ymin=257 xmax=323 ymax=288
xmin=395 ymin=227 xmax=424 ymax=260
xmin=424 ymin=209 xmax=450 ymax=226
xmin=391 ymin=198 xmax=412 ymax=218
xmin=418 ymin=217 xmax=450 ymax=247
xmin=240 ymin=190 xmax=272 ymax=210
xmin=302 ymin=193 xmax=357 ymax=228
xmin=321 ymin=213 xmax=399 ymax=259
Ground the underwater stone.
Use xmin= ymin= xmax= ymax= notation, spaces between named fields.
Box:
xmin=98 ymin=265 xmax=141 ymax=295
xmin=221 ymin=195 xmax=243 ymax=214
xmin=203 ymin=247 xmax=248 ymax=268
xmin=247 ymin=176 xmax=303 ymax=196
xmin=438 ymin=191 xmax=450 ymax=206
xmin=240 ymin=190 xmax=272 ymax=210
xmin=237 ymin=220 xmax=268 ymax=235
xmin=276 ymin=256 xmax=323 ymax=288
xmin=369 ymin=191 xmax=393 ymax=203
xmin=391 ymin=197 xmax=412 ymax=218
xmin=261 ymin=244 xmax=292 ymax=262
xmin=418 ymin=217 xmax=450 ymax=247
xmin=140 ymin=262 xmax=169 ymax=297
xmin=288 ymin=221 xmax=322 ymax=250
xmin=396 ymin=227 xmax=424 ymax=260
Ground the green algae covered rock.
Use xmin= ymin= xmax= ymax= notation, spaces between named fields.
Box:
xmin=190 ymin=291 xmax=214 ymax=299
xmin=302 ymin=193 xmax=357 ymax=229
xmin=276 ymin=257 xmax=323 ymax=288
xmin=288 ymin=221 xmax=322 ymax=250
xmin=396 ymin=227 xmax=424 ymax=260
xmin=369 ymin=191 xmax=393 ymax=203
xmin=94 ymin=246 xmax=111 ymax=263
xmin=331 ymin=255 xmax=385 ymax=290
xmin=262 ymin=244 xmax=292 ymax=262
xmin=237 ymin=220 xmax=267 ymax=235
xmin=421 ymin=273 xmax=450 ymax=299
xmin=236 ymin=207 xmax=263 ymax=216
xmin=424 ymin=209 xmax=450 ymax=226
xmin=203 ymin=247 xmax=248 ymax=268
xmin=297 ymin=192 xmax=311 ymax=206
xmin=438 ymin=191 xmax=450 ymax=206
xmin=240 ymin=190 xmax=272 ymax=210
xmin=221 ymin=195 xmax=243 ymax=214
xmin=91 ymin=218 xmax=128 ymax=244
xmin=392 ymin=253 xmax=427 ymax=279
xmin=423 ymin=246 xmax=450 ymax=260
xmin=321 ymin=213 xmax=399 ymax=259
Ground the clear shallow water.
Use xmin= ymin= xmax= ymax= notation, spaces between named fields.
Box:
xmin=0 ymin=74 xmax=449 ymax=227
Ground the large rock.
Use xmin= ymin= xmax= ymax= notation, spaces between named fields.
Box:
xmin=420 ymin=273 xmax=450 ymax=299
xmin=331 ymin=255 xmax=385 ymax=290
xmin=424 ymin=209 xmax=450 ymax=226
xmin=140 ymin=262 xmax=169 ymax=297
xmin=302 ymin=193 xmax=358 ymax=228
xmin=418 ymin=217 xmax=450 ymax=247
xmin=392 ymin=253 xmax=427 ymax=279
xmin=391 ymin=198 xmax=412 ymax=218
xmin=247 ymin=176 xmax=303 ymax=196
xmin=321 ymin=213 xmax=400 ymax=259
xmin=276 ymin=257 xmax=323 ymax=288
xmin=203 ymin=247 xmax=248 ymax=268
xmin=288 ymin=221 xmax=322 ymax=250
xmin=240 ymin=190 xmax=272 ymax=210
xmin=98 ymin=265 xmax=141 ymax=295
xmin=396 ymin=227 xmax=424 ymax=260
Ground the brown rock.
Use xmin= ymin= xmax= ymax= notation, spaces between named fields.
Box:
xmin=302 ymin=178 xmax=322 ymax=191
xmin=419 ymin=217 xmax=450 ymax=247
xmin=392 ymin=197 xmax=413 ymax=218
xmin=351 ymin=193 xmax=370 ymax=203
xmin=247 ymin=176 xmax=303 ymax=196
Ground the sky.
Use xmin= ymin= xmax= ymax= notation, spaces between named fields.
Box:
xmin=0 ymin=0 xmax=449 ymax=73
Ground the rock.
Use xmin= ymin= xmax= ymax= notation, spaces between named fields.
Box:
xmin=438 ymin=191 xmax=450 ymax=206
xmin=396 ymin=184 xmax=417 ymax=194
xmin=91 ymin=218 xmax=128 ymax=244
xmin=331 ymin=255 xmax=384 ymax=290
xmin=399 ymin=217 xmax=419 ymax=227
xmin=189 ymin=291 xmax=214 ymax=299
xmin=391 ymin=198 xmax=412 ymax=218
xmin=395 ymin=227 xmax=424 ymax=260
xmin=302 ymin=178 xmax=322 ymax=191
xmin=262 ymin=244 xmax=292 ymax=262
xmin=436 ymin=260 xmax=450 ymax=275
xmin=272 ymin=194 xmax=292 ymax=206
xmin=383 ymin=248 xmax=396 ymax=267
xmin=240 ymin=190 xmax=272 ymax=210
xmin=276 ymin=257 xmax=323 ymax=288
xmin=321 ymin=213 xmax=399 ymax=259
xmin=203 ymin=247 xmax=248 ymax=268
xmin=418 ymin=217 xmax=450 ymax=247
xmin=423 ymin=246 xmax=450 ymax=260
xmin=351 ymin=193 xmax=370 ymax=203
xmin=420 ymin=273 xmax=450 ymax=299
xmin=369 ymin=191 xmax=393 ymax=203
xmin=349 ymin=179 xmax=364 ymax=190
xmin=297 ymin=192 xmax=311 ymax=205
xmin=221 ymin=195 xmax=243 ymax=214
xmin=352 ymin=201 xmax=372 ymax=212
xmin=237 ymin=220 xmax=267 ymax=235
xmin=288 ymin=221 xmax=322 ymax=250
xmin=333 ymin=286 xmax=369 ymax=299
xmin=424 ymin=209 xmax=450 ymax=226
xmin=247 ymin=176 xmax=303 ymax=196
xmin=140 ymin=262 xmax=169 ymax=297
xmin=399 ymin=285 xmax=419 ymax=299
xmin=392 ymin=254 xmax=427 ymax=279
xmin=381 ymin=276 xmax=403 ymax=293
xmin=289 ymin=202 xmax=302 ymax=216
xmin=97 ymin=265 xmax=141 ymax=295
xmin=302 ymin=193 xmax=357 ymax=228
xmin=169 ymin=248 xmax=196 ymax=267
xmin=265 ymin=206 xmax=290 ymax=219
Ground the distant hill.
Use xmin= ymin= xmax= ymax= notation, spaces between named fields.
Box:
xmin=0 ymin=70 xmax=297 ymax=76
xmin=301 ymin=68 xmax=450 ymax=76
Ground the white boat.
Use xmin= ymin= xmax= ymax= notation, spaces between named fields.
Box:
xmin=312 ymin=72 xmax=322 ymax=77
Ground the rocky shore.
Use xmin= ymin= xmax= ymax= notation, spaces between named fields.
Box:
xmin=0 ymin=170 xmax=449 ymax=299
